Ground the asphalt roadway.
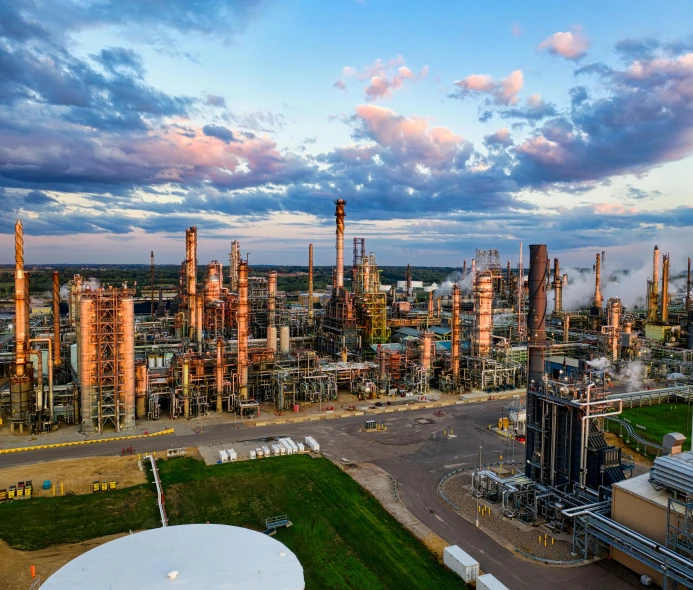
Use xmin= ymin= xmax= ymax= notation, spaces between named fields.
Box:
xmin=1 ymin=401 xmax=641 ymax=589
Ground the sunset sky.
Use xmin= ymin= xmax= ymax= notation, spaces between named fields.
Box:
xmin=1 ymin=0 xmax=693 ymax=270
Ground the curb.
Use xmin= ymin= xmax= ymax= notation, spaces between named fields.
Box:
xmin=0 ymin=428 xmax=175 ymax=454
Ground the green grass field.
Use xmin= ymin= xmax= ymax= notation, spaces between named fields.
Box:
xmin=616 ymin=402 xmax=693 ymax=451
xmin=157 ymin=455 xmax=462 ymax=589
xmin=0 ymin=485 xmax=160 ymax=550
xmin=0 ymin=455 xmax=463 ymax=589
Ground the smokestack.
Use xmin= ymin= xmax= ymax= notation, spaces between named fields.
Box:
xmin=471 ymin=258 xmax=476 ymax=278
xmin=653 ymin=245 xmax=660 ymax=300
xmin=52 ymin=271 xmax=61 ymax=368
xmin=463 ymin=259 xmax=467 ymax=279
xmin=237 ymin=260 xmax=249 ymax=400
xmin=553 ymin=258 xmax=562 ymax=313
xmin=527 ymin=245 xmax=547 ymax=388
xmin=601 ymin=250 xmax=606 ymax=270
xmin=335 ymin=199 xmax=346 ymax=290
xmin=687 ymin=257 xmax=691 ymax=313
xmin=427 ymin=290 xmax=434 ymax=318
xmin=308 ymin=244 xmax=314 ymax=321
xmin=661 ymin=253 xmax=670 ymax=323
xmin=473 ymin=272 xmax=493 ymax=357
xmin=451 ymin=285 xmax=460 ymax=384
xmin=506 ymin=260 xmax=511 ymax=299
xmin=607 ymin=298 xmax=621 ymax=360
xmin=406 ymin=264 xmax=412 ymax=297
xmin=526 ymin=244 xmax=548 ymax=480
xmin=150 ymin=251 xmax=155 ymax=319
xmin=594 ymin=253 xmax=603 ymax=308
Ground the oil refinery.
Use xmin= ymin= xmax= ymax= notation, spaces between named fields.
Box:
xmin=1 ymin=200 xmax=693 ymax=589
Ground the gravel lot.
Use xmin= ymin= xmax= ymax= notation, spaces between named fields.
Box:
xmin=442 ymin=472 xmax=578 ymax=562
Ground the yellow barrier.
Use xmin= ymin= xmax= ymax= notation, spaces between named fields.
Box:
xmin=0 ymin=428 xmax=174 ymax=454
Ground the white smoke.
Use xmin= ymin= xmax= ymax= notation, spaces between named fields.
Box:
xmin=436 ymin=270 xmax=474 ymax=296
xmin=585 ymin=356 xmax=646 ymax=392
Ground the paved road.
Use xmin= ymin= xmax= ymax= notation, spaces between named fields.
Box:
xmin=2 ymin=401 xmax=641 ymax=588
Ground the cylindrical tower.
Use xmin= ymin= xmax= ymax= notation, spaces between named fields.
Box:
xmin=607 ymin=298 xmax=621 ymax=360
xmin=527 ymin=245 xmax=548 ymax=388
xmin=553 ymin=258 xmax=562 ymax=313
xmin=229 ymin=240 xmax=240 ymax=292
xmin=135 ymin=361 xmax=147 ymax=419
xmin=182 ymin=357 xmax=190 ymax=418
xmin=473 ymin=272 xmax=493 ymax=358
xmin=52 ymin=271 xmax=61 ymax=368
xmin=216 ymin=338 xmax=224 ymax=413
xmin=334 ymin=199 xmax=346 ymax=290
xmin=427 ymin=290 xmax=434 ymax=318
xmin=308 ymin=244 xmax=314 ymax=321
xmin=661 ymin=253 xmax=670 ymax=323
xmin=280 ymin=325 xmax=290 ymax=355
xmin=79 ymin=296 xmax=94 ymax=432
xmin=420 ymin=333 xmax=432 ymax=371
xmin=451 ymin=284 xmax=460 ymax=384
xmin=594 ymin=253 xmax=603 ymax=308
xmin=237 ymin=261 xmax=249 ymax=399
xmin=120 ymin=295 xmax=136 ymax=430
xmin=462 ymin=259 xmax=467 ymax=280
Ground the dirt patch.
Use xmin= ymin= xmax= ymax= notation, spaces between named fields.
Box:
xmin=0 ymin=533 xmax=128 ymax=590
xmin=0 ymin=455 xmax=146 ymax=497
xmin=344 ymin=462 xmax=449 ymax=558
xmin=604 ymin=432 xmax=654 ymax=467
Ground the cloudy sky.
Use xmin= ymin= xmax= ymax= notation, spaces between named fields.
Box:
xmin=1 ymin=0 xmax=693 ymax=269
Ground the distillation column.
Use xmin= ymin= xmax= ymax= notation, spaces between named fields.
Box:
xmin=606 ymin=298 xmax=622 ymax=360
xmin=451 ymin=284 xmax=460 ymax=386
xmin=10 ymin=220 xmax=32 ymax=432
xmin=52 ymin=271 xmax=61 ymax=369
xmin=229 ymin=240 xmax=240 ymax=292
xmin=267 ymin=271 xmax=277 ymax=351
xmin=237 ymin=261 xmax=249 ymax=400
xmin=473 ymin=272 xmax=493 ymax=357
xmin=552 ymin=258 xmax=563 ymax=313
xmin=594 ymin=252 xmax=603 ymax=309
xmin=661 ymin=253 xmax=670 ymax=323
xmin=649 ymin=245 xmax=660 ymax=322
xmin=216 ymin=338 xmax=224 ymax=413
xmin=335 ymin=200 xmax=346 ymax=290
xmin=308 ymin=243 xmax=314 ymax=322
xmin=121 ymin=295 xmax=136 ymax=430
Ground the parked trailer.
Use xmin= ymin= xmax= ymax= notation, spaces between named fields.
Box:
xmin=305 ymin=436 xmax=320 ymax=452
xmin=443 ymin=545 xmax=479 ymax=583
xmin=218 ymin=450 xmax=228 ymax=463
xmin=476 ymin=573 xmax=509 ymax=590
xmin=227 ymin=449 xmax=237 ymax=462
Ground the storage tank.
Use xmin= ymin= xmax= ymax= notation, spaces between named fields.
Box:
xmin=280 ymin=325 xmax=290 ymax=354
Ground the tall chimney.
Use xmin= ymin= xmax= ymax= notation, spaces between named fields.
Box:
xmin=406 ymin=264 xmax=412 ymax=297
xmin=653 ymin=245 xmax=660 ymax=303
xmin=526 ymin=244 xmax=548 ymax=480
xmin=553 ymin=258 xmax=562 ymax=313
xmin=335 ymin=199 xmax=346 ymax=290
xmin=462 ymin=259 xmax=467 ymax=280
xmin=308 ymin=243 xmax=314 ymax=321
xmin=237 ymin=260 xmax=249 ymax=399
xmin=150 ymin=251 xmax=155 ymax=319
xmin=594 ymin=253 xmax=603 ymax=308
xmin=687 ymin=257 xmax=691 ymax=313
xmin=52 ymin=271 xmax=61 ymax=368
xmin=527 ymin=245 xmax=547 ymax=388
xmin=661 ymin=253 xmax=670 ymax=323
xmin=451 ymin=284 xmax=460 ymax=385
xmin=471 ymin=258 xmax=476 ymax=278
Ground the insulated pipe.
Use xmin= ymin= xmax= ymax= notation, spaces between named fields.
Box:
xmin=334 ymin=199 xmax=346 ymax=290
xmin=308 ymin=244 xmax=314 ymax=321
xmin=237 ymin=261 xmax=249 ymax=399
xmin=451 ymin=284 xmax=460 ymax=384
xmin=52 ymin=271 xmax=61 ymax=368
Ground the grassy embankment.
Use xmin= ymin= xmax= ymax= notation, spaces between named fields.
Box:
xmin=613 ymin=402 xmax=693 ymax=452
xmin=0 ymin=455 xmax=463 ymax=589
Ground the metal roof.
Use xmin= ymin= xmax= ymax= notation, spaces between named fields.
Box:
xmin=42 ymin=524 xmax=305 ymax=590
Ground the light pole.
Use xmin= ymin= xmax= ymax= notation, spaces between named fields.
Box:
xmin=476 ymin=445 xmax=482 ymax=527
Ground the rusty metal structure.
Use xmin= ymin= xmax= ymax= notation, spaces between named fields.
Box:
xmin=53 ymin=270 xmax=61 ymax=368
xmin=79 ymin=288 xmax=136 ymax=433
xmin=473 ymin=272 xmax=493 ymax=358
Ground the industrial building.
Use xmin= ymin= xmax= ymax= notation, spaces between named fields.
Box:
xmin=2 ymin=203 xmax=693 ymax=587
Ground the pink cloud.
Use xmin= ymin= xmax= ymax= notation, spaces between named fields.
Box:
xmin=453 ymin=70 xmax=524 ymax=105
xmin=538 ymin=26 xmax=590 ymax=60
xmin=515 ymin=135 xmax=568 ymax=165
xmin=334 ymin=56 xmax=428 ymax=100
xmin=511 ymin=22 xmax=522 ymax=37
